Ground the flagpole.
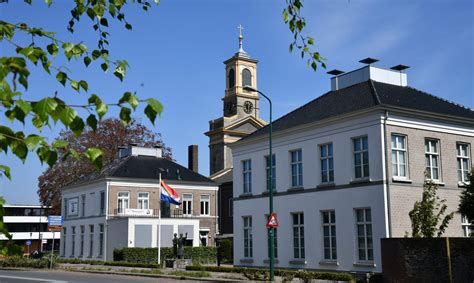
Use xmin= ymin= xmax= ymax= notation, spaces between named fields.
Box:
xmin=158 ymin=173 xmax=162 ymax=267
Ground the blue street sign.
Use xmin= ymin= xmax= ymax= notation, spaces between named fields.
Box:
xmin=26 ymin=240 xmax=31 ymax=246
xmin=48 ymin=215 xmax=63 ymax=226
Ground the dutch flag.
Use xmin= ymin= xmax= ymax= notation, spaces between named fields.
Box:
xmin=160 ymin=180 xmax=182 ymax=205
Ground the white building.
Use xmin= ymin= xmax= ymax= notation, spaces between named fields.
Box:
xmin=1 ymin=204 xmax=60 ymax=253
xmin=60 ymin=145 xmax=218 ymax=261
xmin=231 ymin=62 xmax=474 ymax=273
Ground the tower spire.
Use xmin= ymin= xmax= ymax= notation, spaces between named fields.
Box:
xmin=236 ymin=24 xmax=249 ymax=58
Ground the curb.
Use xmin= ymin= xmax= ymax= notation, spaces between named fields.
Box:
xmin=61 ymin=267 xmax=245 ymax=282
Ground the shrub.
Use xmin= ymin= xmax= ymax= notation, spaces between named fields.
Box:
xmin=169 ymin=270 xmax=211 ymax=278
xmin=57 ymin=258 xmax=161 ymax=268
xmin=113 ymin=247 xmax=217 ymax=264
xmin=217 ymin=239 xmax=233 ymax=264
xmin=0 ymin=256 xmax=55 ymax=269
xmin=185 ymin=265 xmax=354 ymax=281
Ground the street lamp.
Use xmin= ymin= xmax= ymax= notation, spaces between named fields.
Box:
xmin=243 ymin=85 xmax=274 ymax=281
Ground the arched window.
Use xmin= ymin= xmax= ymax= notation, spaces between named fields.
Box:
xmin=242 ymin=68 xmax=252 ymax=87
xmin=228 ymin=69 xmax=235 ymax=88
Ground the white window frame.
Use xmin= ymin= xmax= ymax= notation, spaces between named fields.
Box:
xmin=89 ymin=225 xmax=94 ymax=257
xmin=243 ymin=216 xmax=253 ymax=258
xmin=117 ymin=191 xmax=129 ymax=213
xmin=79 ymin=225 xmax=85 ymax=256
xmin=461 ymin=215 xmax=473 ymax=237
xmin=425 ymin=139 xmax=441 ymax=181
xmin=292 ymin=212 xmax=305 ymax=259
xmin=200 ymin=194 xmax=210 ymax=216
xmin=71 ymin=226 xmax=76 ymax=257
xmin=353 ymin=136 xmax=369 ymax=179
xmin=321 ymin=210 xmax=337 ymax=260
xmin=182 ymin=193 xmax=193 ymax=216
xmin=320 ymin=143 xmax=334 ymax=183
xmin=391 ymin=135 xmax=408 ymax=178
xmin=265 ymin=154 xmax=276 ymax=191
xmin=100 ymin=191 xmax=105 ymax=215
xmin=355 ymin=208 xmax=373 ymax=262
xmin=457 ymin=143 xmax=471 ymax=183
xmin=137 ymin=192 xmax=149 ymax=209
xmin=290 ymin=149 xmax=303 ymax=188
xmin=98 ymin=224 xmax=104 ymax=257
xmin=242 ymin=159 xmax=252 ymax=194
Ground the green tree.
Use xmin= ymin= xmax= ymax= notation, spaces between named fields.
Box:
xmin=459 ymin=168 xmax=474 ymax=223
xmin=409 ymin=173 xmax=454 ymax=237
xmin=37 ymin=118 xmax=172 ymax=214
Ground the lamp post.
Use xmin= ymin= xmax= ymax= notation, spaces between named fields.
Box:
xmin=243 ymin=85 xmax=274 ymax=281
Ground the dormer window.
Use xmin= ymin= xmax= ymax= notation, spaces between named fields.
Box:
xmin=242 ymin=68 xmax=252 ymax=87
xmin=228 ymin=69 xmax=235 ymax=88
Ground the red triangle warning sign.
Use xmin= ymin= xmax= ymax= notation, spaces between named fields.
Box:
xmin=266 ymin=212 xmax=279 ymax=228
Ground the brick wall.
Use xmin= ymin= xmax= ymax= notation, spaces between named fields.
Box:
xmin=386 ymin=125 xmax=473 ymax=237
xmin=381 ymin=238 xmax=474 ymax=282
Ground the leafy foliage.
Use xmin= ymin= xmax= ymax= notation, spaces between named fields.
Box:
xmin=0 ymin=0 xmax=162 ymax=252
xmin=409 ymin=173 xmax=454 ymax=237
xmin=217 ymin=239 xmax=233 ymax=264
xmin=37 ymin=118 xmax=172 ymax=214
xmin=459 ymin=168 xmax=474 ymax=223
xmin=0 ymin=255 xmax=55 ymax=268
xmin=113 ymin=247 xmax=217 ymax=265
xmin=186 ymin=265 xmax=354 ymax=281
xmin=283 ymin=0 xmax=326 ymax=71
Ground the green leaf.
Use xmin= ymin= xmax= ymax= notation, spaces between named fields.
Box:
xmin=96 ymin=103 xmax=108 ymax=119
xmin=46 ymin=43 xmax=59 ymax=57
xmin=0 ymin=165 xmax=11 ymax=179
xmin=70 ymin=80 xmax=79 ymax=92
xmin=86 ymin=114 xmax=98 ymax=130
xmin=92 ymin=50 xmax=101 ymax=60
xmin=56 ymin=71 xmax=67 ymax=86
xmin=33 ymin=97 xmax=58 ymax=120
xmin=119 ymin=107 xmax=131 ymax=125
xmin=84 ymin=148 xmax=103 ymax=170
xmin=119 ymin=91 xmax=138 ymax=109
xmin=52 ymin=140 xmax=68 ymax=149
xmin=79 ymin=80 xmax=88 ymax=92
xmin=69 ymin=116 xmax=85 ymax=137
xmin=125 ymin=23 xmax=132 ymax=30
xmin=36 ymin=146 xmax=57 ymax=167
xmin=24 ymin=135 xmax=43 ymax=151
xmin=58 ymin=107 xmax=77 ymax=126
xmin=45 ymin=0 xmax=52 ymax=7
xmin=11 ymin=140 xmax=28 ymax=160
xmin=100 ymin=18 xmax=109 ymax=27
xmin=83 ymin=56 xmax=91 ymax=67
xmin=144 ymin=98 xmax=163 ymax=125
xmin=101 ymin=62 xmax=108 ymax=72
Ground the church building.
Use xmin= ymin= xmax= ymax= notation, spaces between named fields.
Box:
xmin=205 ymin=27 xmax=266 ymax=240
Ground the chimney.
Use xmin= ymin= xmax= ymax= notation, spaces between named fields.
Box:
xmin=188 ymin=145 xmax=199 ymax=173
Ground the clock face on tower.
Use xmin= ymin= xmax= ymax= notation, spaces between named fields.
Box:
xmin=243 ymin=101 xmax=253 ymax=114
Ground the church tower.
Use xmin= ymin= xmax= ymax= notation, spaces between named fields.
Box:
xmin=206 ymin=26 xmax=267 ymax=177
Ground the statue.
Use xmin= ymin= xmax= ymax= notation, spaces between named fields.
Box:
xmin=177 ymin=233 xmax=187 ymax=259
xmin=172 ymin=233 xmax=178 ymax=258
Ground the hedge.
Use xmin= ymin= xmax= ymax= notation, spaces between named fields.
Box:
xmin=186 ymin=265 xmax=354 ymax=281
xmin=0 ymin=256 xmax=56 ymax=269
xmin=217 ymin=239 xmax=233 ymax=264
xmin=57 ymin=258 xmax=161 ymax=268
xmin=113 ymin=247 xmax=217 ymax=264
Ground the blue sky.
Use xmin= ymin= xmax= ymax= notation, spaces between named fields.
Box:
xmin=0 ymin=0 xmax=473 ymax=204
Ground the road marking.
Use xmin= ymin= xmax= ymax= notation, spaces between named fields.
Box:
xmin=0 ymin=275 xmax=68 ymax=283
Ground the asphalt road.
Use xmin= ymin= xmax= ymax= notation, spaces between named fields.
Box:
xmin=0 ymin=269 xmax=208 ymax=283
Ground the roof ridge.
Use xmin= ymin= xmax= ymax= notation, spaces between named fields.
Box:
xmin=369 ymin=80 xmax=381 ymax=105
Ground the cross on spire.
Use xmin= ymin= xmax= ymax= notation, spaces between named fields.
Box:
xmin=238 ymin=24 xmax=244 ymax=38
xmin=238 ymin=24 xmax=245 ymax=53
